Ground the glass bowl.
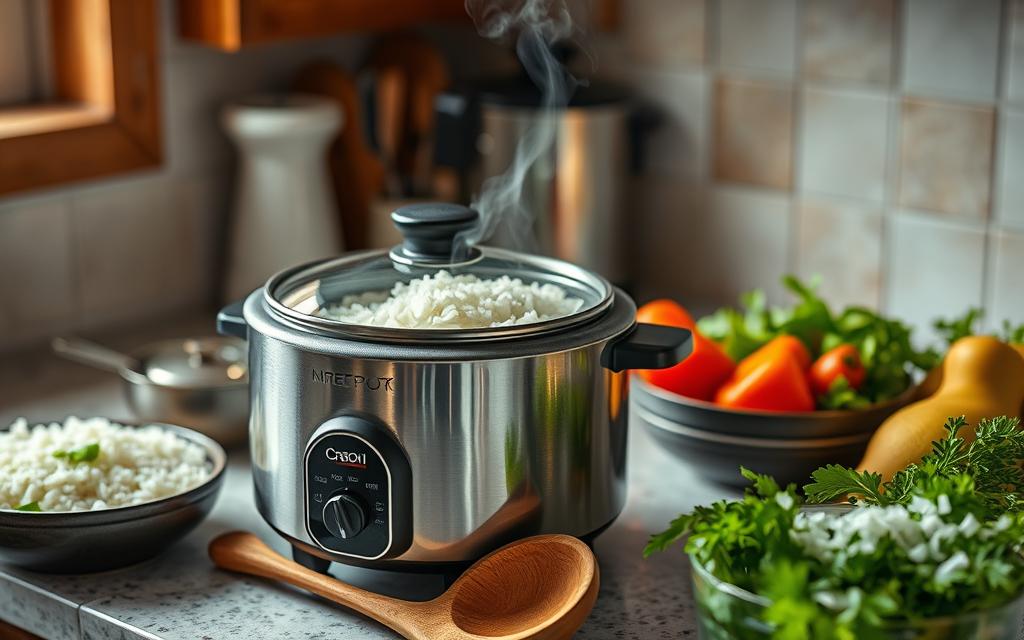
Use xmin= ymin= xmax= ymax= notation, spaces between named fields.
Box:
xmin=691 ymin=546 xmax=1024 ymax=640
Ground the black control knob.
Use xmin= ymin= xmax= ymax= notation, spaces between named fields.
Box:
xmin=321 ymin=493 xmax=367 ymax=540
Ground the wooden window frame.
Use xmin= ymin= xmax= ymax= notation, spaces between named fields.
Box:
xmin=177 ymin=0 xmax=471 ymax=51
xmin=0 ymin=0 xmax=161 ymax=195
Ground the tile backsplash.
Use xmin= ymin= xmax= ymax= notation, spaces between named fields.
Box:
xmin=2 ymin=0 xmax=1024 ymax=354
xmin=601 ymin=0 xmax=1024 ymax=345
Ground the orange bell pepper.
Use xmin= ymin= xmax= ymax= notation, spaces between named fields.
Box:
xmin=715 ymin=352 xmax=815 ymax=412
xmin=636 ymin=299 xmax=696 ymax=330
xmin=641 ymin=333 xmax=737 ymax=401
xmin=736 ymin=335 xmax=811 ymax=377
xmin=636 ymin=299 xmax=735 ymax=401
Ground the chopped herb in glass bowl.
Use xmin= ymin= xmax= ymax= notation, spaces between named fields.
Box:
xmin=645 ymin=416 xmax=1024 ymax=639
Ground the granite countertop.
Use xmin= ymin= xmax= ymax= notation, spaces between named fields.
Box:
xmin=0 ymin=314 xmax=733 ymax=640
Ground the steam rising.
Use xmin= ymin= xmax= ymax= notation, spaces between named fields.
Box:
xmin=459 ymin=0 xmax=579 ymax=253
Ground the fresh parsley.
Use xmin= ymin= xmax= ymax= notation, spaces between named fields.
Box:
xmin=52 ymin=442 xmax=100 ymax=463
xmin=806 ymin=416 xmax=1024 ymax=517
xmin=14 ymin=501 xmax=40 ymax=512
xmin=647 ymin=417 xmax=1024 ymax=638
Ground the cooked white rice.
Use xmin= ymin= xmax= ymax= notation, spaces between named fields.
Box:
xmin=0 ymin=416 xmax=211 ymax=512
xmin=318 ymin=270 xmax=584 ymax=329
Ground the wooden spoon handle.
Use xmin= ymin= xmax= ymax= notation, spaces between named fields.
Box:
xmin=209 ymin=532 xmax=426 ymax=638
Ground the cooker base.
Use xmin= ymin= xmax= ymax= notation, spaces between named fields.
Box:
xmin=292 ymin=546 xmax=332 ymax=574
xmin=278 ymin=513 xmax=617 ymax=581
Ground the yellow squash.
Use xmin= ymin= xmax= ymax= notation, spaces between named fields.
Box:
xmin=858 ymin=336 xmax=1024 ymax=481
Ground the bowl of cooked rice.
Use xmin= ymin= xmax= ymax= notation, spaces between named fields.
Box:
xmin=0 ymin=416 xmax=226 ymax=573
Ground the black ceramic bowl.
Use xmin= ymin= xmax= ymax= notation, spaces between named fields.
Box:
xmin=0 ymin=422 xmax=226 ymax=573
xmin=633 ymin=377 xmax=917 ymax=487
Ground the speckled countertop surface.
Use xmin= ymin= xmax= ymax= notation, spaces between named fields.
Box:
xmin=0 ymin=315 xmax=731 ymax=640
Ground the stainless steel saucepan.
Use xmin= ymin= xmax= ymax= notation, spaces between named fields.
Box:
xmin=52 ymin=336 xmax=250 ymax=446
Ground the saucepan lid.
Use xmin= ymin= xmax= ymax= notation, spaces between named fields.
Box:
xmin=265 ymin=203 xmax=613 ymax=341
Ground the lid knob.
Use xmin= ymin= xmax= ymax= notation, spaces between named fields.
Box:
xmin=390 ymin=203 xmax=481 ymax=266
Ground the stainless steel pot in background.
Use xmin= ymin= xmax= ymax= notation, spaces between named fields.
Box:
xmin=434 ymin=74 xmax=639 ymax=285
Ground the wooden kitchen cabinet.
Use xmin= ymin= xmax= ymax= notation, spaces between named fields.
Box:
xmin=178 ymin=0 xmax=470 ymax=50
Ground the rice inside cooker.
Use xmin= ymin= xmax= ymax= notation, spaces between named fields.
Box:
xmin=317 ymin=270 xmax=584 ymax=329
xmin=0 ymin=416 xmax=211 ymax=512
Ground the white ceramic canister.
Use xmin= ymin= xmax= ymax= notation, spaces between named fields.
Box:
xmin=223 ymin=94 xmax=343 ymax=301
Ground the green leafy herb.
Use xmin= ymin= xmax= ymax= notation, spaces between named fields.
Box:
xmin=14 ymin=501 xmax=41 ymax=512
xmin=696 ymin=276 xmax=937 ymax=409
xmin=816 ymin=377 xmax=871 ymax=411
xmin=931 ymin=309 xmax=1024 ymax=347
xmin=52 ymin=442 xmax=100 ymax=463
xmin=806 ymin=416 xmax=1024 ymax=517
xmin=1001 ymin=320 xmax=1024 ymax=344
xmin=647 ymin=416 xmax=1024 ymax=638
xmin=932 ymin=307 xmax=984 ymax=347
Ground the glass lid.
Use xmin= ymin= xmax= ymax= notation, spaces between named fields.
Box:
xmin=266 ymin=203 xmax=613 ymax=341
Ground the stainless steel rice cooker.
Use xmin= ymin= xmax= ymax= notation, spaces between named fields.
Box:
xmin=217 ymin=203 xmax=691 ymax=572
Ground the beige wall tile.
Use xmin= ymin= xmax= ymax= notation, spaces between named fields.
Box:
xmin=1007 ymin=0 xmax=1024 ymax=103
xmin=713 ymin=77 xmax=794 ymax=189
xmin=178 ymin=176 xmax=230 ymax=306
xmin=163 ymin=55 xmax=235 ymax=177
xmin=696 ymin=186 xmax=793 ymax=304
xmin=621 ymin=0 xmax=705 ymax=68
xmin=70 ymin=176 xmax=201 ymax=329
xmin=795 ymin=197 xmax=883 ymax=309
xmin=885 ymin=211 xmax=985 ymax=345
xmin=988 ymin=229 xmax=1024 ymax=329
xmin=623 ymin=69 xmax=708 ymax=179
xmin=897 ymin=99 xmax=995 ymax=218
xmin=633 ymin=179 xmax=791 ymax=305
xmin=799 ymin=87 xmax=890 ymax=202
xmin=718 ymin=0 xmax=797 ymax=76
xmin=629 ymin=176 xmax=707 ymax=304
xmin=802 ymin=0 xmax=894 ymax=85
xmin=902 ymin=0 xmax=1001 ymax=100
xmin=997 ymin=109 xmax=1024 ymax=229
xmin=0 ymin=198 xmax=75 ymax=351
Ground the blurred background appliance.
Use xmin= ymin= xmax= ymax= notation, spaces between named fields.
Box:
xmin=222 ymin=94 xmax=343 ymax=302
xmin=434 ymin=59 xmax=637 ymax=285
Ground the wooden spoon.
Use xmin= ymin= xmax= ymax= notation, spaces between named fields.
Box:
xmin=209 ymin=531 xmax=599 ymax=640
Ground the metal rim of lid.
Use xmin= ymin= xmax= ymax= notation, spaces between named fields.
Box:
xmin=263 ymin=247 xmax=615 ymax=342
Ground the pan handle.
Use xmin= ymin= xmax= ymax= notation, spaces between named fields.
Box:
xmin=51 ymin=337 xmax=143 ymax=378
xmin=600 ymin=323 xmax=693 ymax=373
xmin=217 ymin=299 xmax=248 ymax=340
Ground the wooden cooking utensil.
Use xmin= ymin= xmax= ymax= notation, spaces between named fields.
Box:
xmin=366 ymin=33 xmax=451 ymax=196
xmin=372 ymin=65 xmax=407 ymax=198
xmin=294 ymin=61 xmax=385 ymax=250
xmin=209 ymin=531 xmax=599 ymax=640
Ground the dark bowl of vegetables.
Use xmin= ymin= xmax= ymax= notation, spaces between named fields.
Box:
xmin=633 ymin=378 xmax=918 ymax=487
xmin=633 ymin=277 xmax=935 ymax=487
xmin=647 ymin=417 xmax=1024 ymax=639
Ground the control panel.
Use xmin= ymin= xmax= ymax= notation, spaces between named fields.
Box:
xmin=303 ymin=416 xmax=412 ymax=560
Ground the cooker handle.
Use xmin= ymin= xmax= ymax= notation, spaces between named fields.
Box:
xmin=601 ymin=323 xmax=693 ymax=373
xmin=217 ymin=299 xmax=248 ymax=340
